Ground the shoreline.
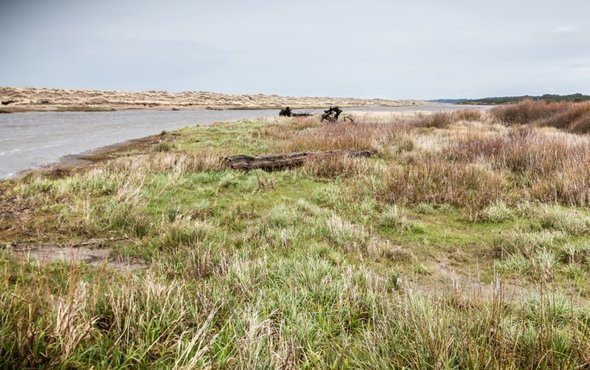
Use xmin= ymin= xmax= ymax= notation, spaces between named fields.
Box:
xmin=12 ymin=132 xmax=169 ymax=181
xmin=2 ymin=104 xmax=488 ymax=181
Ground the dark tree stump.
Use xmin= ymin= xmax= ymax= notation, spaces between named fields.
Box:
xmin=321 ymin=106 xmax=343 ymax=122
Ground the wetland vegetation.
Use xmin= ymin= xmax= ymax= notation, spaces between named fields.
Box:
xmin=2 ymin=101 xmax=590 ymax=368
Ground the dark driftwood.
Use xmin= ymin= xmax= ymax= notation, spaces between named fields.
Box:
xmin=321 ymin=106 xmax=343 ymax=122
xmin=279 ymin=107 xmax=312 ymax=117
xmin=279 ymin=107 xmax=292 ymax=116
xmin=225 ymin=149 xmax=376 ymax=171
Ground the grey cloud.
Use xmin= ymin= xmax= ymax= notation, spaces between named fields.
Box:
xmin=1 ymin=0 xmax=589 ymax=99
xmin=554 ymin=26 xmax=577 ymax=34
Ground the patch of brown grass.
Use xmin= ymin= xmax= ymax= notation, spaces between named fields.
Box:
xmin=453 ymin=110 xmax=482 ymax=122
xmin=302 ymin=155 xmax=373 ymax=179
xmin=540 ymin=102 xmax=590 ymax=133
xmin=530 ymin=161 xmax=590 ymax=205
xmin=491 ymin=100 xmax=570 ymax=125
xmin=444 ymin=127 xmax=590 ymax=205
xmin=446 ymin=127 xmax=590 ymax=177
xmin=279 ymin=121 xmax=410 ymax=153
xmin=412 ymin=110 xmax=483 ymax=129
xmin=413 ymin=112 xmax=455 ymax=128
xmin=379 ymin=153 xmax=507 ymax=216
xmin=491 ymin=100 xmax=590 ymax=134
xmin=104 ymin=150 xmax=224 ymax=173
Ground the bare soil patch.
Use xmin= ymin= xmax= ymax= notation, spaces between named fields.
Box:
xmin=6 ymin=239 xmax=147 ymax=271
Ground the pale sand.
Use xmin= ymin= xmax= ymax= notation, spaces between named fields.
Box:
xmin=0 ymin=86 xmax=424 ymax=113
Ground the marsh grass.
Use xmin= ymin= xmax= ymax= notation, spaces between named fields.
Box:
xmin=492 ymin=99 xmax=590 ymax=134
xmin=380 ymin=154 xmax=507 ymax=218
xmin=2 ymin=108 xmax=590 ymax=367
xmin=491 ymin=100 xmax=570 ymax=124
xmin=414 ymin=111 xmax=455 ymax=128
xmin=481 ymin=201 xmax=515 ymax=222
xmin=3 ymin=250 xmax=590 ymax=368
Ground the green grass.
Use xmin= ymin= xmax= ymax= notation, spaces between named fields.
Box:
xmin=1 ymin=116 xmax=590 ymax=367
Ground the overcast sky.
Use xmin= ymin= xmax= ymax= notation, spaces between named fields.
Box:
xmin=1 ymin=0 xmax=589 ymax=99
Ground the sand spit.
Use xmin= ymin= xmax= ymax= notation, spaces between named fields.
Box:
xmin=0 ymin=86 xmax=424 ymax=112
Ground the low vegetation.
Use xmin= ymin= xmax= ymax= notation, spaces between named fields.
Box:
xmin=491 ymin=99 xmax=590 ymax=133
xmin=1 ymin=105 xmax=590 ymax=368
xmin=449 ymin=93 xmax=590 ymax=105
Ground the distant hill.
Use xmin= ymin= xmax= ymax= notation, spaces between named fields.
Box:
xmin=433 ymin=94 xmax=590 ymax=105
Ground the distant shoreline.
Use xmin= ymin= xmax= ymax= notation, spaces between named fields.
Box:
xmin=0 ymin=86 xmax=423 ymax=113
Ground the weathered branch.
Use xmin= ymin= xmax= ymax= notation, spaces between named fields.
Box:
xmin=225 ymin=149 xmax=376 ymax=171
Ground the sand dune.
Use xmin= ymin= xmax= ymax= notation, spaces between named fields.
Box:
xmin=0 ymin=86 xmax=423 ymax=112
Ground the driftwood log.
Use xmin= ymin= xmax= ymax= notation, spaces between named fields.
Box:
xmin=279 ymin=106 xmax=312 ymax=117
xmin=279 ymin=107 xmax=292 ymax=116
xmin=225 ymin=149 xmax=376 ymax=171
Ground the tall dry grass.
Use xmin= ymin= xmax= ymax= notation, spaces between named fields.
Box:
xmin=491 ymin=100 xmax=590 ymax=133
xmin=105 ymin=150 xmax=225 ymax=174
xmin=302 ymin=155 xmax=374 ymax=179
xmin=379 ymin=154 xmax=507 ymax=217
xmin=491 ymin=100 xmax=570 ymax=124
xmin=540 ymin=102 xmax=590 ymax=133
xmin=273 ymin=121 xmax=411 ymax=153
xmin=413 ymin=111 xmax=483 ymax=129
xmin=444 ymin=127 xmax=590 ymax=205
xmin=264 ymin=108 xmax=590 ymax=212
xmin=446 ymin=127 xmax=590 ymax=174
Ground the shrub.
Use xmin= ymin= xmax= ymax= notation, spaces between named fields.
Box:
xmin=491 ymin=100 xmax=569 ymax=125
xmin=530 ymin=162 xmax=590 ymax=206
xmin=539 ymin=102 xmax=590 ymax=133
xmin=570 ymin=114 xmax=590 ymax=133
xmin=491 ymin=100 xmax=590 ymax=134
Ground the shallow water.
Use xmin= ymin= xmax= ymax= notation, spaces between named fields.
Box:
xmin=0 ymin=104 xmax=487 ymax=179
